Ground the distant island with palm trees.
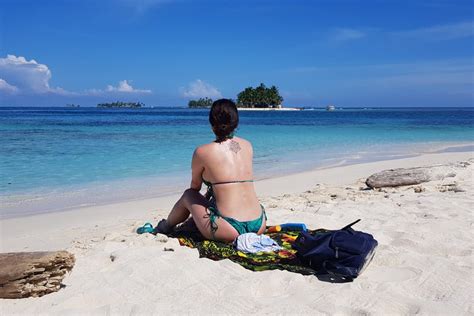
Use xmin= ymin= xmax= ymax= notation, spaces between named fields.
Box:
xmin=97 ymin=101 xmax=144 ymax=108
xmin=188 ymin=83 xmax=300 ymax=110
xmin=93 ymin=84 xmax=300 ymax=110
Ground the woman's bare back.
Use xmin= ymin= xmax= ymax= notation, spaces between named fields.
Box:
xmin=198 ymin=136 xmax=261 ymax=221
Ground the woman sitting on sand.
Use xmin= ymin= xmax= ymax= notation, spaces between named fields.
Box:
xmin=155 ymin=99 xmax=266 ymax=242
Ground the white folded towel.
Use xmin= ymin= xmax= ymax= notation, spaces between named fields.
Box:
xmin=234 ymin=233 xmax=283 ymax=254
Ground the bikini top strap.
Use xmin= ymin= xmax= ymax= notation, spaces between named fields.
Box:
xmin=210 ymin=180 xmax=254 ymax=186
xmin=202 ymin=178 xmax=213 ymax=187
xmin=202 ymin=177 xmax=254 ymax=187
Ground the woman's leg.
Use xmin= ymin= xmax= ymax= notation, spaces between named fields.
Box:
xmin=165 ymin=188 xmax=239 ymax=242
xmin=166 ymin=193 xmax=191 ymax=227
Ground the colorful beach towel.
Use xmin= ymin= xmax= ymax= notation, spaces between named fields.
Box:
xmin=169 ymin=225 xmax=324 ymax=275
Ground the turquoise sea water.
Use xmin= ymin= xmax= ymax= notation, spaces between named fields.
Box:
xmin=1 ymin=107 xmax=473 ymax=218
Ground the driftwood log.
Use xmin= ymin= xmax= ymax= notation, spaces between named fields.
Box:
xmin=366 ymin=164 xmax=458 ymax=189
xmin=0 ymin=251 xmax=75 ymax=299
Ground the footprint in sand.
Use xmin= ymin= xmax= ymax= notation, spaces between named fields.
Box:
xmin=368 ymin=266 xmax=421 ymax=282
xmin=390 ymin=238 xmax=418 ymax=248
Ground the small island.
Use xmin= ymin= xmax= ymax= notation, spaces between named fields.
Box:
xmin=236 ymin=83 xmax=283 ymax=108
xmin=188 ymin=97 xmax=213 ymax=108
xmin=97 ymin=101 xmax=144 ymax=108
xmin=188 ymin=83 xmax=300 ymax=110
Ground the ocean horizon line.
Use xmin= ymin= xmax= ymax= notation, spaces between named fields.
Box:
xmin=1 ymin=105 xmax=474 ymax=109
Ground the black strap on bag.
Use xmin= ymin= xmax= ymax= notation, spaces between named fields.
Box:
xmin=341 ymin=218 xmax=361 ymax=231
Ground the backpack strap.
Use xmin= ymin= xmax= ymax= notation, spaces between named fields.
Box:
xmin=341 ymin=219 xmax=361 ymax=231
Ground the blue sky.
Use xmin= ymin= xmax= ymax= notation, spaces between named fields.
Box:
xmin=0 ymin=0 xmax=473 ymax=107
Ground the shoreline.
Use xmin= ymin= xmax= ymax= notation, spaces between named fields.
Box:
xmin=1 ymin=150 xmax=472 ymax=314
xmin=2 ymin=141 xmax=473 ymax=217
xmin=1 ymin=141 xmax=473 ymax=220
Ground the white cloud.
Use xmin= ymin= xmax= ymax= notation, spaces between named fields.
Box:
xmin=392 ymin=21 xmax=474 ymax=41
xmin=181 ymin=79 xmax=222 ymax=99
xmin=0 ymin=54 xmax=72 ymax=95
xmin=87 ymin=80 xmax=151 ymax=95
xmin=331 ymin=28 xmax=366 ymax=42
xmin=0 ymin=54 xmax=152 ymax=97
xmin=0 ymin=78 xmax=19 ymax=94
xmin=105 ymin=80 xmax=151 ymax=94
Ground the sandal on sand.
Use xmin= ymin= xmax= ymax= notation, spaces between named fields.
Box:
xmin=136 ymin=222 xmax=154 ymax=234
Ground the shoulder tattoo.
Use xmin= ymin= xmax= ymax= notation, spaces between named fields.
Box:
xmin=229 ymin=140 xmax=241 ymax=154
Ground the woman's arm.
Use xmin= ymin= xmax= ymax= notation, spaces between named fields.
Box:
xmin=190 ymin=147 xmax=204 ymax=190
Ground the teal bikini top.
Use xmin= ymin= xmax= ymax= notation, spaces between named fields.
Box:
xmin=202 ymin=177 xmax=254 ymax=200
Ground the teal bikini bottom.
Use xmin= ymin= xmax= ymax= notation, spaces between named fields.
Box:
xmin=207 ymin=203 xmax=266 ymax=236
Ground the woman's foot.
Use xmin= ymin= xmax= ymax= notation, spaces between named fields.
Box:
xmin=174 ymin=217 xmax=198 ymax=233
xmin=153 ymin=219 xmax=172 ymax=235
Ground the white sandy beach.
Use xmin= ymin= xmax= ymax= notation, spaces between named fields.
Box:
xmin=1 ymin=151 xmax=473 ymax=315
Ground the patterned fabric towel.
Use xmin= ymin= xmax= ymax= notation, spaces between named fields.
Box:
xmin=169 ymin=224 xmax=322 ymax=275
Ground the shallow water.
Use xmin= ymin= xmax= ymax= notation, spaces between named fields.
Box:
xmin=1 ymin=107 xmax=473 ymax=217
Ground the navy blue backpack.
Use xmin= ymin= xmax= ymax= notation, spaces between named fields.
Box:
xmin=293 ymin=219 xmax=377 ymax=280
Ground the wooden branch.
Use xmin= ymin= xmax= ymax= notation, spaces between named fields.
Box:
xmin=366 ymin=164 xmax=458 ymax=189
xmin=0 ymin=251 xmax=75 ymax=299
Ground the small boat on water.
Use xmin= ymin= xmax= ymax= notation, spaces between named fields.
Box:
xmin=326 ymin=105 xmax=336 ymax=111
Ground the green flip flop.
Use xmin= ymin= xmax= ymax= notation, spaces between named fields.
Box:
xmin=136 ymin=222 xmax=154 ymax=234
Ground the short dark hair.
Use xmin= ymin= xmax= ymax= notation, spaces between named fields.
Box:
xmin=209 ymin=99 xmax=239 ymax=142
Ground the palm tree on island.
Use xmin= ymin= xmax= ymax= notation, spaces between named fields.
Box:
xmin=187 ymin=83 xmax=284 ymax=109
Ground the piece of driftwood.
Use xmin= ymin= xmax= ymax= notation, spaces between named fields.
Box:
xmin=0 ymin=251 xmax=75 ymax=299
xmin=366 ymin=164 xmax=458 ymax=189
